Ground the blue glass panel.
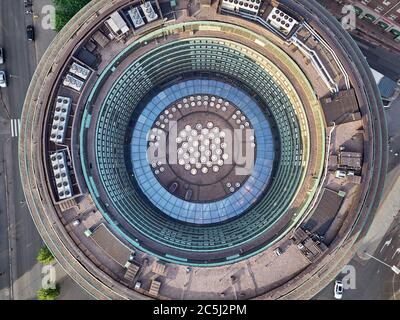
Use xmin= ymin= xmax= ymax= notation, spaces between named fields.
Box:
xmin=129 ymin=79 xmax=275 ymax=224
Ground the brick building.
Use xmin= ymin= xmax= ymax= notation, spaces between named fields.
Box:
xmin=318 ymin=0 xmax=400 ymax=52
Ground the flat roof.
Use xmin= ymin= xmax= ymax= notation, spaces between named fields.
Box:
xmin=90 ymin=223 xmax=132 ymax=266
xmin=320 ymin=89 xmax=361 ymax=125
xmin=303 ymin=188 xmax=345 ymax=237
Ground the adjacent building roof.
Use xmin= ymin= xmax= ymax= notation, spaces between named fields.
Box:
xmin=320 ymin=89 xmax=361 ymax=125
xmin=303 ymin=188 xmax=345 ymax=237
xmin=90 ymin=223 xmax=132 ymax=266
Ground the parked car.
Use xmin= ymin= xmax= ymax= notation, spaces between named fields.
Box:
xmin=26 ymin=25 xmax=34 ymax=41
xmin=0 ymin=71 xmax=7 ymax=88
xmin=334 ymin=280 xmax=344 ymax=300
xmin=0 ymin=48 xmax=4 ymax=64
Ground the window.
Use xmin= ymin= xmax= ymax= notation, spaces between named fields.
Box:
xmin=377 ymin=20 xmax=390 ymax=29
xmin=363 ymin=13 xmax=377 ymax=21
xmin=390 ymin=28 xmax=400 ymax=36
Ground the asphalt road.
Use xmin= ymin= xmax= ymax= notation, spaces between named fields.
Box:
xmin=313 ymin=221 xmax=400 ymax=300
xmin=0 ymin=0 xmax=43 ymax=300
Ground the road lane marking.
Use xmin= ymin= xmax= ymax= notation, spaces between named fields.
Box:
xmin=10 ymin=120 xmax=14 ymax=137
xmin=392 ymin=248 xmax=400 ymax=260
xmin=10 ymin=119 xmax=20 ymax=138
xmin=380 ymin=237 xmax=393 ymax=253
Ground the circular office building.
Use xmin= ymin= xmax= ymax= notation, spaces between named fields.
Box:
xmin=20 ymin=0 xmax=387 ymax=300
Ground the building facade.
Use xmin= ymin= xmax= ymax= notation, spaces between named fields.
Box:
xmin=319 ymin=0 xmax=400 ymax=52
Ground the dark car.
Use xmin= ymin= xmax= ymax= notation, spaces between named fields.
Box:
xmin=26 ymin=25 xmax=34 ymax=41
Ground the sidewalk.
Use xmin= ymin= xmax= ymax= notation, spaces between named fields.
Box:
xmin=32 ymin=0 xmax=58 ymax=63
xmin=55 ymin=263 xmax=93 ymax=300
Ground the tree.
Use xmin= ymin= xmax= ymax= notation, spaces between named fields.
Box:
xmin=36 ymin=246 xmax=55 ymax=264
xmin=52 ymin=0 xmax=91 ymax=32
xmin=37 ymin=285 xmax=61 ymax=300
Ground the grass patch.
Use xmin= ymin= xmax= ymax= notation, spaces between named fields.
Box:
xmin=52 ymin=0 xmax=91 ymax=32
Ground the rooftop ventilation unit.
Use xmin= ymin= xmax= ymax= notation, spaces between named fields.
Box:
xmin=63 ymin=74 xmax=85 ymax=92
xmin=69 ymin=62 xmax=91 ymax=80
xmin=141 ymin=2 xmax=158 ymax=23
xmin=266 ymin=7 xmax=299 ymax=36
xmin=220 ymin=0 xmax=261 ymax=15
xmin=50 ymin=96 xmax=72 ymax=144
xmin=105 ymin=12 xmax=130 ymax=35
xmin=128 ymin=7 xmax=145 ymax=28
xmin=50 ymin=151 xmax=73 ymax=200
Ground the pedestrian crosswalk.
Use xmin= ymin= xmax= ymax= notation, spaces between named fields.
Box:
xmin=10 ymin=119 xmax=20 ymax=138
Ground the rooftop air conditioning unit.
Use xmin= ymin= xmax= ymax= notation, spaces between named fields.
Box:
xmin=141 ymin=2 xmax=158 ymax=23
xmin=50 ymin=96 xmax=72 ymax=144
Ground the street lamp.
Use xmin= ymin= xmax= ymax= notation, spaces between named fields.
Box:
xmin=364 ymin=251 xmax=400 ymax=275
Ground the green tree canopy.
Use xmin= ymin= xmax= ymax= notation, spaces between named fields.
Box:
xmin=52 ymin=0 xmax=91 ymax=31
xmin=36 ymin=246 xmax=55 ymax=264
xmin=37 ymin=285 xmax=61 ymax=300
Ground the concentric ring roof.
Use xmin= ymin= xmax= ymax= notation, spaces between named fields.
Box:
xmin=84 ymin=37 xmax=308 ymax=257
